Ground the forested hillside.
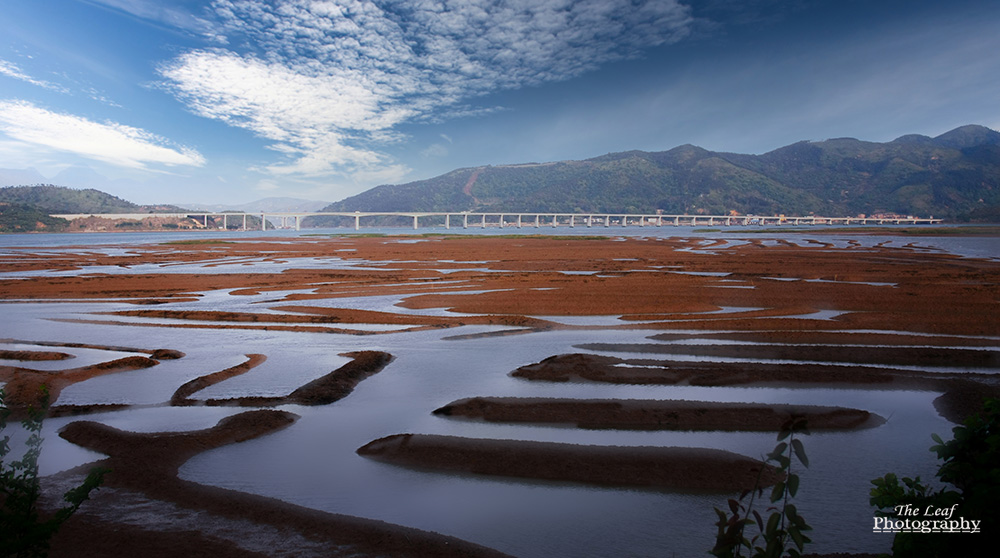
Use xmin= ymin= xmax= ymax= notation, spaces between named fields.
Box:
xmin=0 ymin=202 xmax=69 ymax=233
xmin=314 ymin=125 xmax=1000 ymax=221
xmin=0 ymin=185 xmax=141 ymax=213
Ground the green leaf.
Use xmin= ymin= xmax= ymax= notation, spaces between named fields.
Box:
xmin=787 ymin=474 xmax=800 ymax=497
xmin=768 ymin=442 xmax=788 ymax=461
xmin=791 ymin=439 xmax=809 ymax=468
xmin=728 ymin=498 xmax=740 ymax=515
xmin=789 ymin=524 xmax=811 ymax=549
xmin=765 ymin=512 xmax=780 ymax=536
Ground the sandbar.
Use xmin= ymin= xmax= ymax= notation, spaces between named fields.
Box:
xmin=357 ymin=433 xmax=781 ymax=491
xmin=433 ymin=397 xmax=885 ymax=431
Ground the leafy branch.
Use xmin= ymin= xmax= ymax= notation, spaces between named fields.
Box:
xmin=1 ymin=387 xmax=107 ymax=558
xmin=711 ymin=416 xmax=812 ymax=558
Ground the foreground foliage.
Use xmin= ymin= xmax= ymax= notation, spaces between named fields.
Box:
xmin=711 ymin=417 xmax=812 ymax=558
xmin=1 ymin=388 xmax=106 ymax=558
xmin=870 ymin=399 xmax=998 ymax=557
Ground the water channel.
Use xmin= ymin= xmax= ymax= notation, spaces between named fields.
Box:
xmin=2 ymin=226 xmax=996 ymax=557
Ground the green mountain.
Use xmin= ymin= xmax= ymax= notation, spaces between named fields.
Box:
xmin=0 ymin=202 xmax=70 ymax=233
xmin=316 ymin=125 xmax=1000 ymax=220
xmin=0 ymin=185 xmax=145 ymax=214
xmin=0 ymin=185 xmax=198 ymax=232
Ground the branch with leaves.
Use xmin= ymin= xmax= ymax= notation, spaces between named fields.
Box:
xmin=711 ymin=416 xmax=813 ymax=558
xmin=1 ymin=387 xmax=107 ymax=558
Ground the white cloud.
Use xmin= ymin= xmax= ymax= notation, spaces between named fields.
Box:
xmin=0 ymin=100 xmax=206 ymax=170
xmin=158 ymin=0 xmax=693 ymax=183
xmin=421 ymin=143 xmax=448 ymax=158
xmin=82 ymin=0 xmax=215 ymax=36
xmin=349 ymin=163 xmax=410 ymax=187
xmin=254 ymin=178 xmax=281 ymax=191
xmin=0 ymin=59 xmax=69 ymax=93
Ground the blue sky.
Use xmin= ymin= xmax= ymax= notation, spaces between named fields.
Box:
xmin=1 ymin=0 xmax=998 ymax=205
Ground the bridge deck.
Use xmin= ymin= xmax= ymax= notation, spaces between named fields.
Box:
xmin=50 ymin=211 xmax=943 ymax=231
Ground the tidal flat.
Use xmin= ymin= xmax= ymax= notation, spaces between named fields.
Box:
xmin=1 ymin=231 xmax=998 ymax=557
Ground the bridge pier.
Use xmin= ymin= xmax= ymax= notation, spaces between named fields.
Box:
xmin=47 ymin=211 xmax=943 ymax=232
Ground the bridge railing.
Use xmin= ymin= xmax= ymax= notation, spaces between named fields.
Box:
xmin=50 ymin=211 xmax=943 ymax=231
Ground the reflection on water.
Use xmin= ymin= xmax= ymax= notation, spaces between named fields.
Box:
xmin=1 ymin=301 xmax=950 ymax=558
xmin=1 ymin=225 xmax=998 ymax=260
xmin=1 ymin=227 xmax=994 ymax=557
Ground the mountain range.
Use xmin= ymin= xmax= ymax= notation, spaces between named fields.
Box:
xmin=2 ymin=125 xmax=999 ymax=228
xmin=316 ymin=124 xmax=1000 ymax=221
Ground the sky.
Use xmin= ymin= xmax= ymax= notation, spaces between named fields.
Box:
xmin=1 ymin=0 xmax=998 ymax=206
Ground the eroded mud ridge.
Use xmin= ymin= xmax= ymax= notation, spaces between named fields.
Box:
xmin=171 ymin=350 xmax=394 ymax=407
xmin=1 ymin=235 xmax=997 ymax=336
xmin=48 ymin=413 xmax=511 ymax=558
xmin=511 ymin=352 xmax=994 ymax=388
xmin=433 ymin=397 xmax=885 ymax=431
xmin=357 ymin=433 xmax=781 ymax=491
xmin=2 ymin=234 xmax=999 ymax=557
xmin=1 ymin=353 xmax=161 ymax=414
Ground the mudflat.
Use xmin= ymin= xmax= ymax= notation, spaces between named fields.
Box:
xmin=1 ymin=232 xmax=997 ymax=557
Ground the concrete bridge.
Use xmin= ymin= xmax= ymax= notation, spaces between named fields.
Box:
xmin=51 ymin=211 xmax=943 ymax=231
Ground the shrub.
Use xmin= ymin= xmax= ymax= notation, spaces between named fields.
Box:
xmin=870 ymin=398 xmax=998 ymax=557
xmin=1 ymin=388 xmax=106 ymax=558
xmin=711 ymin=416 xmax=812 ymax=557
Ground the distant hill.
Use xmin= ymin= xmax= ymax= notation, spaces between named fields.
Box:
xmin=0 ymin=168 xmax=48 ymax=187
xmin=0 ymin=185 xmax=188 ymax=214
xmin=314 ymin=125 xmax=1000 ymax=221
xmin=0 ymin=184 xmax=141 ymax=213
xmin=0 ymin=185 xmax=196 ymax=232
xmin=0 ymin=202 xmax=70 ymax=233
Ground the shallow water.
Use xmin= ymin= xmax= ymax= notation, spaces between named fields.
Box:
xmin=2 ymin=227 xmax=996 ymax=557
xmin=1 ymin=302 xmax=951 ymax=557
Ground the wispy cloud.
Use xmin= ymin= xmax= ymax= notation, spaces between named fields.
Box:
xmin=420 ymin=143 xmax=448 ymax=158
xmin=81 ymin=0 xmax=216 ymax=36
xmin=0 ymin=100 xmax=206 ymax=170
xmin=159 ymin=0 xmax=694 ymax=182
xmin=0 ymin=59 xmax=70 ymax=93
